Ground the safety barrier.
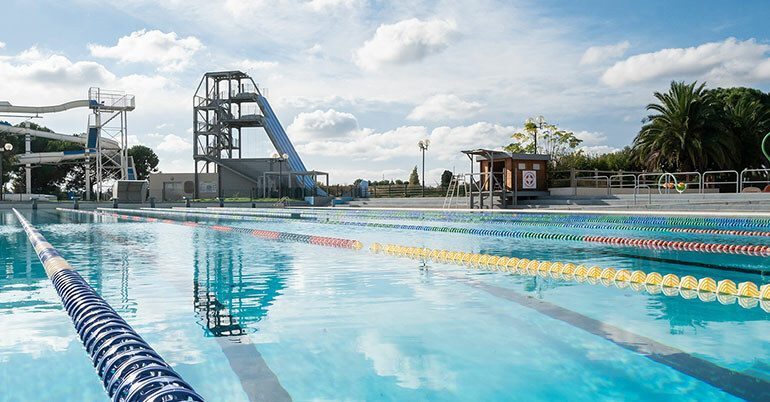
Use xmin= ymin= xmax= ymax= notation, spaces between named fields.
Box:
xmin=12 ymin=209 xmax=204 ymax=402
xmin=58 ymin=208 xmax=363 ymax=250
xmin=371 ymin=242 xmax=770 ymax=312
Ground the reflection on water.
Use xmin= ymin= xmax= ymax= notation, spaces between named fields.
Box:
xmin=192 ymin=231 xmax=291 ymax=338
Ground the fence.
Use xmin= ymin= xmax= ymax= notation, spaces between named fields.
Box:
xmin=552 ymin=168 xmax=770 ymax=194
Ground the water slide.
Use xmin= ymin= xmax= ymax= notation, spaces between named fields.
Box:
xmin=0 ymin=99 xmax=118 ymax=166
xmin=255 ymin=95 xmax=328 ymax=196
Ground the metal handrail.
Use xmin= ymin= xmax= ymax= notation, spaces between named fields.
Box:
xmin=740 ymin=168 xmax=770 ymax=191
xmin=575 ymin=176 xmax=610 ymax=195
xmin=609 ymin=174 xmax=638 ymax=189
xmin=702 ymin=170 xmax=740 ymax=193
xmin=638 ymin=171 xmax=703 ymax=194
xmin=634 ymin=184 xmax=652 ymax=205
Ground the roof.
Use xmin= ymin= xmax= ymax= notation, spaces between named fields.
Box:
xmin=461 ymin=149 xmax=551 ymax=161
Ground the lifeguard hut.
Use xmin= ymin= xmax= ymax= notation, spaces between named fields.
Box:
xmin=461 ymin=149 xmax=550 ymax=208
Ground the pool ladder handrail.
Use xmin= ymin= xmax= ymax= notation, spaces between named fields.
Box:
xmin=12 ymin=209 xmax=204 ymax=402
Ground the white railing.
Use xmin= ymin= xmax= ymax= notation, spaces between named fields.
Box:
xmin=740 ymin=168 xmax=770 ymax=191
xmin=703 ymin=170 xmax=739 ymax=193
xmin=609 ymin=174 xmax=638 ymax=190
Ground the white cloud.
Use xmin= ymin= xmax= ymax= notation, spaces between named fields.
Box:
xmin=0 ymin=41 xmax=5 ymax=49
xmin=0 ymin=46 xmax=115 ymax=85
xmin=88 ymin=29 xmax=203 ymax=72
xmin=601 ymin=37 xmax=770 ymax=87
xmin=428 ymin=122 xmax=512 ymax=161
xmin=573 ymin=130 xmax=607 ymax=146
xmin=297 ymin=120 xmax=512 ymax=163
xmin=234 ymin=59 xmax=279 ymax=71
xmin=287 ymin=109 xmax=359 ymax=140
xmin=354 ymin=18 xmax=459 ymax=70
xmin=581 ymin=145 xmax=620 ymax=155
xmin=408 ymin=94 xmax=483 ymax=121
xmin=305 ymin=0 xmax=361 ymax=12
xmin=580 ymin=41 xmax=630 ymax=65
xmin=156 ymin=134 xmax=192 ymax=152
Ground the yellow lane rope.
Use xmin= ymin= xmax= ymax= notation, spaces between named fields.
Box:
xmin=370 ymin=243 xmax=770 ymax=312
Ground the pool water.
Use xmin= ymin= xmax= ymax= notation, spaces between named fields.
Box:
xmin=1 ymin=208 xmax=769 ymax=401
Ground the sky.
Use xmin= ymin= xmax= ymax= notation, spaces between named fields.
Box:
xmin=1 ymin=0 xmax=769 ymax=185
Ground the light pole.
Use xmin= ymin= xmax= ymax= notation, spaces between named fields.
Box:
xmin=418 ymin=139 xmax=430 ymax=197
xmin=273 ymin=152 xmax=289 ymax=199
xmin=0 ymin=142 xmax=14 ymax=201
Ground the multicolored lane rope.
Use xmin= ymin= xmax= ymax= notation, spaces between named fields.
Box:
xmin=57 ymin=208 xmax=769 ymax=311
xmin=57 ymin=208 xmax=363 ymax=250
xmin=179 ymin=207 xmax=770 ymax=239
xmin=148 ymin=208 xmax=770 ymax=257
xmin=252 ymin=207 xmax=770 ymax=229
xmin=372 ymin=243 xmax=770 ymax=312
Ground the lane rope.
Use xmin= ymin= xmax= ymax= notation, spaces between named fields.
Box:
xmin=59 ymin=208 xmax=363 ymax=250
xmin=13 ymin=209 xmax=205 ymax=402
xmin=371 ymin=242 xmax=770 ymax=312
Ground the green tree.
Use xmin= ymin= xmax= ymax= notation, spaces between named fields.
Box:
xmin=127 ymin=145 xmax=159 ymax=180
xmin=633 ymin=81 xmax=736 ymax=171
xmin=440 ymin=170 xmax=453 ymax=188
xmin=505 ymin=116 xmax=582 ymax=166
xmin=408 ymin=166 xmax=419 ymax=185
xmin=708 ymin=87 xmax=770 ymax=169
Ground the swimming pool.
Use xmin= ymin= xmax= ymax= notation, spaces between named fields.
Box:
xmin=1 ymin=207 xmax=769 ymax=401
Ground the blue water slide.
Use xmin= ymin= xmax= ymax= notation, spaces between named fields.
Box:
xmin=86 ymin=126 xmax=98 ymax=149
xmin=256 ymin=95 xmax=327 ymax=196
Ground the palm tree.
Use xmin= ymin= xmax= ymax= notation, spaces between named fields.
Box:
xmin=633 ymin=81 xmax=736 ymax=171
xmin=723 ymin=97 xmax=770 ymax=168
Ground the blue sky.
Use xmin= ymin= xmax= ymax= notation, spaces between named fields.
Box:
xmin=1 ymin=0 xmax=769 ymax=184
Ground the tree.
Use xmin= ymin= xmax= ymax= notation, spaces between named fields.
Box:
xmin=708 ymin=87 xmax=770 ymax=169
xmin=441 ymin=170 xmax=453 ymax=188
xmin=127 ymin=145 xmax=159 ymax=180
xmin=408 ymin=166 xmax=419 ymax=185
xmin=505 ymin=116 xmax=582 ymax=166
xmin=633 ymin=81 xmax=736 ymax=171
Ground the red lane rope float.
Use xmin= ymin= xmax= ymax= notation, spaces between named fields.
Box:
xmin=57 ymin=208 xmax=363 ymax=250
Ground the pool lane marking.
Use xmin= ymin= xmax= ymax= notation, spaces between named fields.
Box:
xmin=440 ymin=271 xmax=770 ymax=402
xmin=372 ymin=244 xmax=770 ymax=311
xmin=140 ymin=207 xmax=770 ymax=258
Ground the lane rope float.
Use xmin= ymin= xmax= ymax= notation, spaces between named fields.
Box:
xmin=145 ymin=208 xmax=770 ymax=257
xmin=175 ymin=207 xmax=770 ymax=239
xmin=241 ymin=207 xmax=770 ymax=229
xmin=59 ymin=208 xmax=363 ymax=250
xmin=13 ymin=209 xmax=205 ymax=402
xmin=370 ymin=242 xmax=770 ymax=312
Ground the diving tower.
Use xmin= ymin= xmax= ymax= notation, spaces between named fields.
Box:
xmin=193 ymin=71 xmax=326 ymax=199
xmin=0 ymin=87 xmax=136 ymax=200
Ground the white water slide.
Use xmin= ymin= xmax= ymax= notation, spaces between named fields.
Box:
xmin=0 ymin=99 xmax=118 ymax=165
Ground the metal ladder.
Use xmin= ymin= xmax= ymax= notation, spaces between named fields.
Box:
xmin=443 ymin=174 xmax=465 ymax=209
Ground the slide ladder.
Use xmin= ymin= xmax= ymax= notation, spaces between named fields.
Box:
xmin=255 ymin=95 xmax=327 ymax=196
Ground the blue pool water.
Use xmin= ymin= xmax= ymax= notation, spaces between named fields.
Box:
xmin=1 ymin=208 xmax=769 ymax=401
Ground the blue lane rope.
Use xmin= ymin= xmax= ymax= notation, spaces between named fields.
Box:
xmin=12 ymin=209 xmax=204 ymax=402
